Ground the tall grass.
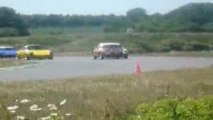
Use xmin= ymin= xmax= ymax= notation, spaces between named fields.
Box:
xmin=0 ymin=59 xmax=26 ymax=68
xmin=0 ymin=67 xmax=212 ymax=119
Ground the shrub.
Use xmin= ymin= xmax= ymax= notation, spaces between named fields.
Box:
xmin=159 ymin=41 xmax=185 ymax=52
xmin=129 ymin=96 xmax=213 ymax=120
xmin=0 ymin=27 xmax=19 ymax=37
xmin=184 ymin=42 xmax=210 ymax=51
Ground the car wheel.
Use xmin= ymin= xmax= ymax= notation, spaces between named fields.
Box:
xmin=23 ymin=55 xmax=29 ymax=60
xmin=16 ymin=56 xmax=21 ymax=60
xmin=116 ymin=55 xmax=120 ymax=59
xmin=48 ymin=56 xmax=53 ymax=60
xmin=93 ymin=56 xmax=97 ymax=59
xmin=48 ymin=52 xmax=53 ymax=60
xmin=26 ymin=53 xmax=33 ymax=60
xmin=26 ymin=56 xmax=31 ymax=60
xmin=124 ymin=55 xmax=128 ymax=59
xmin=99 ymin=54 xmax=104 ymax=59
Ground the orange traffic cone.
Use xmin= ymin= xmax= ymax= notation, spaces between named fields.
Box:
xmin=134 ymin=61 xmax=141 ymax=75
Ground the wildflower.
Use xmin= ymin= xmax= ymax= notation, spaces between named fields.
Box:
xmin=50 ymin=113 xmax=58 ymax=116
xmin=20 ymin=99 xmax=31 ymax=104
xmin=40 ymin=116 xmax=51 ymax=120
xmin=32 ymin=108 xmax=42 ymax=111
xmin=60 ymin=99 xmax=67 ymax=106
xmin=47 ymin=104 xmax=57 ymax=110
xmin=7 ymin=105 xmax=19 ymax=111
xmin=65 ymin=113 xmax=72 ymax=116
xmin=30 ymin=104 xmax=42 ymax=111
xmin=17 ymin=115 xmax=25 ymax=120
xmin=30 ymin=104 xmax=38 ymax=109
xmin=10 ymin=110 xmax=16 ymax=113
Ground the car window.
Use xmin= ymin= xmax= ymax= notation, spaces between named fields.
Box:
xmin=5 ymin=48 xmax=15 ymax=50
xmin=103 ymin=45 xmax=121 ymax=49
xmin=27 ymin=46 xmax=42 ymax=50
xmin=0 ymin=48 xmax=15 ymax=50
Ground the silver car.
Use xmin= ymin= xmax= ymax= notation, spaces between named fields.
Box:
xmin=93 ymin=42 xmax=128 ymax=59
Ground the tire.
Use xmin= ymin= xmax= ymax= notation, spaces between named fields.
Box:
xmin=124 ymin=54 xmax=128 ymax=59
xmin=93 ymin=56 xmax=97 ymax=59
xmin=23 ymin=55 xmax=29 ymax=60
xmin=48 ymin=56 xmax=53 ymax=60
xmin=26 ymin=56 xmax=31 ymax=60
xmin=16 ymin=55 xmax=21 ymax=60
xmin=99 ymin=54 xmax=104 ymax=59
xmin=116 ymin=55 xmax=121 ymax=59
xmin=26 ymin=53 xmax=33 ymax=60
xmin=48 ymin=52 xmax=53 ymax=60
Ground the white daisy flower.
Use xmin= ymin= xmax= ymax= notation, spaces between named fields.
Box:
xmin=40 ymin=116 xmax=51 ymax=120
xmin=65 ymin=113 xmax=72 ymax=116
xmin=50 ymin=113 xmax=58 ymax=116
xmin=60 ymin=99 xmax=67 ymax=106
xmin=47 ymin=104 xmax=57 ymax=110
xmin=7 ymin=105 xmax=19 ymax=111
xmin=30 ymin=104 xmax=42 ymax=111
xmin=20 ymin=99 xmax=31 ymax=104
xmin=17 ymin=115 xmax=25 ymax=120
xmin=10 ymin=110 xmax=16 ymax=113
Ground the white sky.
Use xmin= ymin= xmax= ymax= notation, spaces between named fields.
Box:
xmin=0 ymin=0 xmax=212 ymax=15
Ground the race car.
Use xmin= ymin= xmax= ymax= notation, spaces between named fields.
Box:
xmin=93 ymin=42 xmax=128 ymax=59
xmin=0 ymin=46 xmax=16 ymax=58
xmin=16 ymin=44 xmax=53 ymax=60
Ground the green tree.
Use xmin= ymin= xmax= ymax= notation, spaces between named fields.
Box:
xmin=0 ymin=7 xmax=29 ymax=36
xmin=126 ymin=8 xmax=147 ymax=22
xmin=163 ymin=3 xmax=213 ymax=32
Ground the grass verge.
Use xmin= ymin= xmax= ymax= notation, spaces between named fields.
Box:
xmin=0 ymin=59 xmax=26 ymax=68
xmin=0 ymin=67 xmax=212 ymax=119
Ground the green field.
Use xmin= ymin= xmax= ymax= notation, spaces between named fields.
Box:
xmin=0 ymin=27 xmax=213 ymax=54
xmin=0 ymin=67 xmax=212 ymax=119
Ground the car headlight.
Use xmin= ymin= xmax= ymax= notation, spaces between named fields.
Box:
xmin=123 ymin=48 xmax=128 ymax=54
xmin=99 ymin=48 xmax=105 ymax=53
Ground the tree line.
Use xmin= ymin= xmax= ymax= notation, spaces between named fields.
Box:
xmin=0 ymin=3 xmax=213 ymax=36
xmin=0 ymin=7 xmax=29 ymax=36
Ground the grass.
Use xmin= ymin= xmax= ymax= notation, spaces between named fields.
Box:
xmin=0 ymin=67 xmax=212 ymax=119
xmin=29 ymin=27 xmax=104 ymax=35
xmin=0 ymin=59 xmax=26 ymax=68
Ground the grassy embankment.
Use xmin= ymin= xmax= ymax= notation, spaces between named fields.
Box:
xmin=0 ymin=27 xmax=212 ymax=56
xmin=0 ymin=67 xmax=212 ymax=119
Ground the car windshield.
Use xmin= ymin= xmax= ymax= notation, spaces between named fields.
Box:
xmin=103 ymin=45 xmax=121 ymax=49
xmin=0 ymin=48 xmax=15 ymax=50
xmin=27 ymin=45 xmax=42 ymax=50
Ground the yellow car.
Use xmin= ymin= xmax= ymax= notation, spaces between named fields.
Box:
xmin=16 ymin=44 xmax=53 ymax=60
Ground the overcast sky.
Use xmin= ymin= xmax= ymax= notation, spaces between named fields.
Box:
xmin=0 ymin=0 xmax=212 ymax=15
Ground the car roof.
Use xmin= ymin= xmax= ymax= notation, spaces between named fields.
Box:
xmin=25 ymin=44 xmax=40 ymax=46
xmin=98 ymin=42 xmax=121 ymax=47
xmin=24 ymin=44 xmax=40 ymax=47
xmin=0 ymin=46 xmax=14 ymax=49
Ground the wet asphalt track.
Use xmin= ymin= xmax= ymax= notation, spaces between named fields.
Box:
xmin=0 ymin=56 xmax=213 ymax=81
